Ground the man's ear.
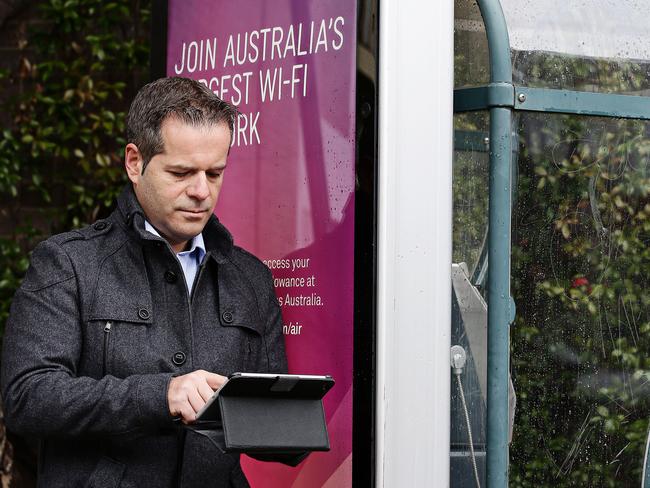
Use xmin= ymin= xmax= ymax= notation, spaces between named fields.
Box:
xmin=125 ymin=143 xmax=144 ymax=185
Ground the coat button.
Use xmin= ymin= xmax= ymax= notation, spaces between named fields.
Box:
xmin=164 ymin=270 xmax=178 ymax=283
xmin=138 ymin=308 xmax=150 ymax=320
xmin=93 ymin=221 xmax=108 ymax=231
xmin=222 ymin=311 xmax=234 ymax=324
xmin=172 ymin=351 xmax=186 ymax=366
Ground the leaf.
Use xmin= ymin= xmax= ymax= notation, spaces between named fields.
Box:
xmin=561 ymin=223 xmax=570 ymax=239
xmin=95 ymin=153 xmax=110 ymax=167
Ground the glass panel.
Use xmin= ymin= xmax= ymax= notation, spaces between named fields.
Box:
xmin=455 ymin=0 xmax=490 ymax=88
xmin=511 ymin=112 xmax=650 ymax=486
xmin=451 ymin=111 xmax=489 ymax=487
xmin=167 ymin=2 xmax=358 ymax=485
xmin=500 ymin=0 xmax=650 ymax=94
xmin=453 ymin=112 xmax=490 ymax=277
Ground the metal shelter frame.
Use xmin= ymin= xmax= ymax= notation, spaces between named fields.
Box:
xmin=454 ymin=0 xmax=650 ymax=486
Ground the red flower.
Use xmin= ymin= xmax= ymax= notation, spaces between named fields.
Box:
xmin=572 ymin=277 xmax=589 ymax=287
xmin=571 ymin=276 xmax=591 ymax=293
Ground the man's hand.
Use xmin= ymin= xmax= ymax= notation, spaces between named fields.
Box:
xmin=167 ymin=370 xmax=227 ymax=423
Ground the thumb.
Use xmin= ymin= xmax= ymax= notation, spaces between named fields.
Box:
xmin=204 ymin=372 xmax=227 ymax=390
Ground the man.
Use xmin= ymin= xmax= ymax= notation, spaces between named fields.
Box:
xmin=1 ymin=77 xmax=287 ymax=487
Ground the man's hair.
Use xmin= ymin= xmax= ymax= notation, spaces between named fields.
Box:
xmin=126 ymin=77 xmax=238 ymax=171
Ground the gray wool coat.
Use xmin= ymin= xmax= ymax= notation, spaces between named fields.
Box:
xmin=1 ymin=185 xmax=288 ymax=488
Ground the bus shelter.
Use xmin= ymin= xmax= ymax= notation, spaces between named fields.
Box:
xmin=452 ymin=0 xmax=650 ymax=486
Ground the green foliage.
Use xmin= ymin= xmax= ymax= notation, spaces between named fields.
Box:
xmin=513 ymin=51 xmax=650 ymax=94
xmin=0 ymin=0 xmax=151 ymax=333
xmin=509 ymin=113 xmax=650 ymax=486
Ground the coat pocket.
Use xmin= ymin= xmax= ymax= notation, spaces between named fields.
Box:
xmin=84 ymin=456 xmax=125 ymax=488
xmin=215 ymin=306 xmax=266 ymax=373
xmin=102 ymin=321 xmax=112 ymax=377
xmin=86 ymin=318 xmax=154 ymax=379
xmin=240 ymin=331 xmax=263 ymax=372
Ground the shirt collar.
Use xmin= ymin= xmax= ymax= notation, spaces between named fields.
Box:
xmin=144 ymin=220 xmax=206 ymax=259
xmin=116 ymin=185 xmax=233 ymax=263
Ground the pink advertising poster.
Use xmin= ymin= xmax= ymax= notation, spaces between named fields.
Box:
xmin=167 ymin=1 xmax=357 ymax=487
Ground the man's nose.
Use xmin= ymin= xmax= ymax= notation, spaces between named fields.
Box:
xmin=187 ymin=173 xmax=210 ymax=200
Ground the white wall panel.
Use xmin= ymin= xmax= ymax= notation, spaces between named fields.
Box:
xmin=376 ymin=0 xmax=454 ymax=485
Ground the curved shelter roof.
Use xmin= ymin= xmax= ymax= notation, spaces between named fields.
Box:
xmin=500 ymin=0 xmax=650 ymax=94
xmin=501 ymin=0 xmax=650 ymax=61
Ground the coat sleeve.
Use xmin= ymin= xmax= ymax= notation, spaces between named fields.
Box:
xmin=1 ymin=239 xmax=175 ymax=439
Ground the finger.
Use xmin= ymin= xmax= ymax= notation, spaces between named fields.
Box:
xmin=187 ymin=388 xmax=207 ymax=413
xmin=198 ymin=381 xmax=216 ymax=403
xmin=169 ymin=395 xmax=187 ymax=418
xmin=180 ymin=403 xmax=196 ymax=424
xmin=204 ymin=373 xmax=227 ymax=390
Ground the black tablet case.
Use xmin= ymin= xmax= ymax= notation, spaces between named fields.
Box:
xmin=205 ymin=374 xmax=334 ymax=454
xmin=219 ymin=396 xmax=329 ymax=452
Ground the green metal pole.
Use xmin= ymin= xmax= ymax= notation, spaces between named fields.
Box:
xmin=485 ymin=106 xmax=512 ymax=487
xmin=475 ymin=0 xmax=513 ymax=486
xmin=477 ymin=0 xmax=512 ymax=84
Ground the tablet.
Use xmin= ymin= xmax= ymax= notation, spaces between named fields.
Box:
xmin=195 ymin=373 xmax=335 ymax=422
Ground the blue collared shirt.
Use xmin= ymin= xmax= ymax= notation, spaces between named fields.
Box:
xmin=144 ymin=221 xmax=206 ymax=295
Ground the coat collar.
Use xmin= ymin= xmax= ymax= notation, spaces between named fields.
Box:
xmin=115 ymin=184 xmax=234 ymax=263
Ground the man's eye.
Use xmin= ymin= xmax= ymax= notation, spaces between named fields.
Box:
xmin=207 ymin=172 xmax=222 ymax=179
xmin=170 ymin=171 xmax=189 ymax=177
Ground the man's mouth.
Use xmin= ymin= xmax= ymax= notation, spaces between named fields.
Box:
xmin=179 ymin=209 xmax=209 ymax=214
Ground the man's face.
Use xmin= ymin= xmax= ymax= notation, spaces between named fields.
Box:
xmin=125 ymin=117 xmax=230 ymax=252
